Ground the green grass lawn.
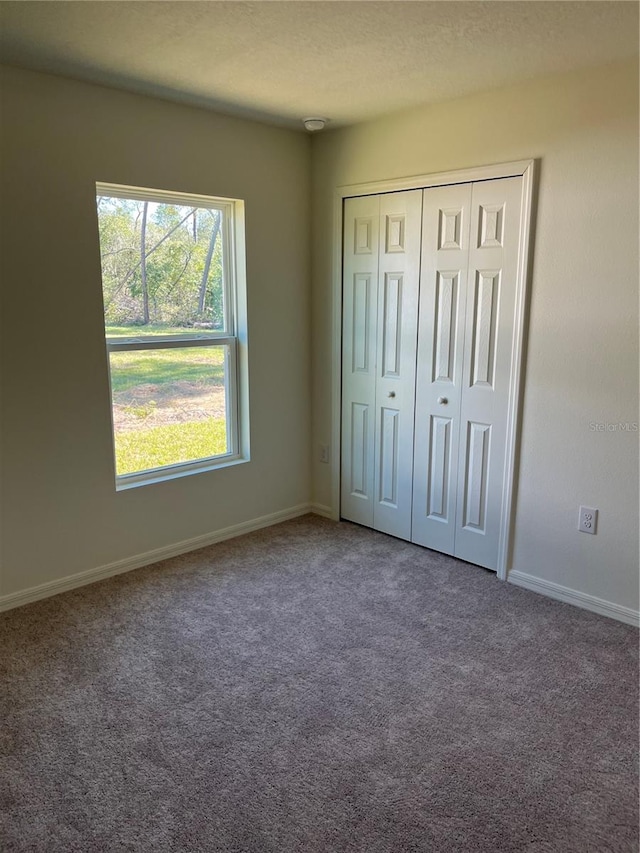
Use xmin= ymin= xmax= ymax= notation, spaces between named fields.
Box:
xmin=107 ymin=325 xmax=228 ymax=475
xmin=115 ymin=418 xmax=228 ymax=475
xmin=107 ymin=325 xmax=225 ymax=393
xmin=109 ymin=348 xmax=225 ymax=394
xmin=106 ymin=324 xmax=221 ymax=337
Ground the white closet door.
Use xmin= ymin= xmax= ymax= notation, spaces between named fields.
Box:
xmin=372 ymin=190 xmax=422 ymax=540
xmin=341 ymin=195 xmax=380 ymax=528
xmin=412 ymin=184 xmax=473 ymax=554
xmin=454 ymin=176 xmax=523 ymax=569
xmin=342 ymin=175 xmax=525 ymax=571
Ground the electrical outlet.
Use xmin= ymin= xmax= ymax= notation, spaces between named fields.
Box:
xmin=319 ymin=444 xmax=330 ymax=464
xmin=578 ymin=506 xmax=598 ymax=535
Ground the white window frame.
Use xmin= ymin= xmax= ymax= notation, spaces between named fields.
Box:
xmin=96 ymin=182 xmax=250 ymax=490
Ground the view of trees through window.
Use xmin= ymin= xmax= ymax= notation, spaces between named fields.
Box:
xmin=97 ymin=196 xmax=226 ymax=331
xmin=97 ymin=191 xmax=235 ymax=479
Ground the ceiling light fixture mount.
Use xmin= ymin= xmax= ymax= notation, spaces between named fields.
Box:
xmin=303 ymin=117 xmax=327 ymax=132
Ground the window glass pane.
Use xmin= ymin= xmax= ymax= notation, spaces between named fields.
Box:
xmin=96 ymin=196 xmax=226 ymax=334
xmin=109 ymin=346 xmax=229 ymax=476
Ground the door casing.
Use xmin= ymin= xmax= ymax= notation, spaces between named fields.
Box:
xmin=329 ymin=159 xmax=537 ymax=581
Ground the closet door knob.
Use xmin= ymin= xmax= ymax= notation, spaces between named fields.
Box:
xmin=388 ymin=391 xmax=396 ymax=398
xmin=437 ymin=397 xmax=448 ymax=405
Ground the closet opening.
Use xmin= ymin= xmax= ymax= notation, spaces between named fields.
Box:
xmin=336 ymin=162 xmax=536 ymax=577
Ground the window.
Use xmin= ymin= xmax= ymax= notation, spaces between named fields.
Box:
xmin=95 ymin=183 xmax=248 ymax=488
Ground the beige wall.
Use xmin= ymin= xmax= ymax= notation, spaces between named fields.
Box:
xmin=0 ymin=67 xmax=311 ymax=597
xmin=311 ymin=60 xmax=639 ymax=610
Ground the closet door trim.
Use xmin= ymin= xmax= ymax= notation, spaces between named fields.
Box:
xmin=331 ymin=159 xmax=537 ymax=581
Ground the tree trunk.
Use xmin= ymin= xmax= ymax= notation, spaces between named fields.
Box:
xmin=140 ymin=201 xmax=150 ymax=325
xmin=197 ymin=212 xmax=221 ymax=314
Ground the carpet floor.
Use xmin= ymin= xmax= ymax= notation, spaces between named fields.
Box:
xmin=1 ymin=515 xmax=638 ymax=852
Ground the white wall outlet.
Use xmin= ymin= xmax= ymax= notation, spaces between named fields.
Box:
xmin=578 ymin=506 xmax=598 ymax=534
xmin=319 ymin=444 xmax=330 ymax=464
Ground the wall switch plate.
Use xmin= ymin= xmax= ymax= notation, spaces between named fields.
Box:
xmin=578 ymin=506 xmax=598 ymax=534
xmin=319 ymin=444 xmax=330 ymax=464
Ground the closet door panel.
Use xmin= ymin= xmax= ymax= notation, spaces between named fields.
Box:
xmin=412 ymin=184 xmax=472 ymax=554
xmin=373 ymin=190 xmax=422 ymax=540
xmin=341 ymin=196 xmax=380 ymax=527
xmin=455 ymin=176 xmax=523 ymax=568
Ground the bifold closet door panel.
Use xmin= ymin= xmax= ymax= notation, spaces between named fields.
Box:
xmin=454 ymin=176 xmax=523 ymax=569
xmin=341 ymin=195 xmax=380 ymax=528
xmin=412 ymin=183 xmax=473 ymax=554
xmin=343 ymin=174 xmax=527 ymax=570
xmin=372 ymin=190 xmax=423 ymax=541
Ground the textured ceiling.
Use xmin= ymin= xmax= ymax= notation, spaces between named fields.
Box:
xmin=0 ymin=1 xmax=637 ymax=130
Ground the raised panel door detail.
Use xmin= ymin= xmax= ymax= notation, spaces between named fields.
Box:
xmin=351 ymin=274 xmax=372 ymax=373
xmin=385 ymin=214 xmax=406 ymax=253
xmin=470 ymin=271 xmax=500 ymax=388
xmin=438 ymin=208 xmax=463 ymax=250
xmin=342 ymin=194 xmax=379 ymax=531
xmin=427 ymin=416 xmax=452 ymax=520
xmin=379 ymin=407 xmax=399 ymax=506
xmin=382 ymin=273 xmax=403 ymax=378
xmin=432 ymin=272 xmax=458 ymax=383
xmin=478 ymin=204 xmax=505 ymax=248
xmin=350 ymin=403 xmax=370 ymax=498
xmin=463 ymin=422 xmax=491 ymax=531
xmin=412 ymin=182 xmax=472 ymax=556
xmin=354 ymin=217 xmax=374 ymax=254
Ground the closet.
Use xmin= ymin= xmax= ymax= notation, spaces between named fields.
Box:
xmin=340 ymin=175 xmax=525 ymax=572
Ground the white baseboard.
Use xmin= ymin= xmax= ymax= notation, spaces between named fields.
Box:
xmin=309 ymin=502 xmax=336 ymax=519
xmin=0 ymin=503 xmax=314 ymax=613
xmin=508 ymin=570 xmax=640 ymax=628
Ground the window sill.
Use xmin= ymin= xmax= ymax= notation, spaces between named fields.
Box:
xmin=115 ymin=453 xmax=249 ymax=491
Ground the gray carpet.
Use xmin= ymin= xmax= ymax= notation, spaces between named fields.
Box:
xmin=1 ymin=515 xmax=637 ymax=853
